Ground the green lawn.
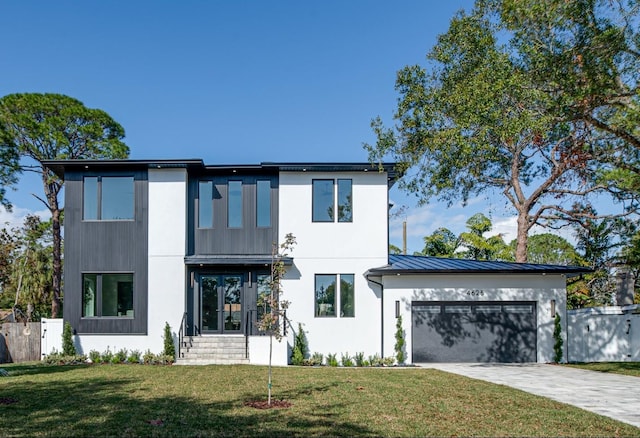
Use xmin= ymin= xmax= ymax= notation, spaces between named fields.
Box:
xmin=0 ymin=363 xmax=638 ymax=437
xmin=565 ymin=362 xmax=640 ymax=377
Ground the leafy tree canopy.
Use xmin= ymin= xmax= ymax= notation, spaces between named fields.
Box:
xmin=0 ymin=93 xmax=129 ymax=317
xmin=366 ymin=0 xmax=640 ymax=262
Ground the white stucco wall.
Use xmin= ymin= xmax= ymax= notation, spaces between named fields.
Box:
xmin=248 ymin=335 xmax=290 ymax=366
xmin=279 ymin=170 xmax=389 ymax=360
xmin=74 ymin=168 xmax=187 ymax=355
xmin=568 ymin=306 xmax=640 ymax=362
xmin=381 ymin=273 xmax=568 ymax=363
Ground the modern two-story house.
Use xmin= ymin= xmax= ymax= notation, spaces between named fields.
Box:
xmin=44 ymin=159 xmax=589 ymax=365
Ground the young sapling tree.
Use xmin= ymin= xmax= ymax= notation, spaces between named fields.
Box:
xmin=257 ymin=233 xmax=296 ymax=406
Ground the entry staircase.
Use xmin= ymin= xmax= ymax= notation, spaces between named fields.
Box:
xmin=175 ymin=335 xmax=249 ymax=365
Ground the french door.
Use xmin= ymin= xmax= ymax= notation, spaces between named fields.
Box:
xmin=200 ymin=274 xmax=243 ymax=333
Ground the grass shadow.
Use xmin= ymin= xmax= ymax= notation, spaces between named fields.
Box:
xmin=0 ymin=367 xmax=374 ymax=437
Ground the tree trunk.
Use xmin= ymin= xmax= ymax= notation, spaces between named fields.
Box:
xmin=515 ymin=211 xmax=529 ymax=263
xmin=50 ymin=206 xmax=62 ymax=318
xmin=42 ymin=170 xmax=62 ymax=319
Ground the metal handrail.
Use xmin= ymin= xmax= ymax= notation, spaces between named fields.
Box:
xmin=245 ymin=310 xmax=252 ymax=358
xmin=178 ymin=312 xmax=188 ymax=359
xmin=283 ymin=310 xmax=297 ymax=338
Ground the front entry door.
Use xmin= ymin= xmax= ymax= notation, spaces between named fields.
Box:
xmin=201 ymin=274 xmax=243 ymax=333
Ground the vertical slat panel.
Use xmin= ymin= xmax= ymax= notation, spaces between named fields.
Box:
xmin=0 ymin=323 xmax=41 ymax=363
xmin=192 ymin=175 xmax=278 ymax=256
xmin=64 ymin=170 xmax=148 ymax=335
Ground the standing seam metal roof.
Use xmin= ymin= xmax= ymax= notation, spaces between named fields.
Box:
xmin=365 ymin=254 xmax=591 ymax=276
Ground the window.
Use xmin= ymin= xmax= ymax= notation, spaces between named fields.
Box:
xmin=312 ymin=179 xmax=352 ymax=223
xmin=315 ymin=274 xmax=354 ymax=318
xmin=83 ymin=176 xmax=134 ymax=220
xmin=256 ymin=180 xmax=271 ymax=227
xmin=82 ymin=273 xmax=134 ymax=317
xmin=256 ymin=273 xmax=271 ymax=326
xmin=228 ymin=181 xmax=242 ymax=228
xmin=340 ymin=274 xmax=355 ymax=317
xmin=312 ymin=179 xmax=334 ymax=222
xmin=198 ymin=181 xmax=213 ymax=228
xmin=337 ymin=179 xmax=352 ymax=222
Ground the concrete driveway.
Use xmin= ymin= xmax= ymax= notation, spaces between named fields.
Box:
xmin=423 ymin=363 xmax=640 ymax=429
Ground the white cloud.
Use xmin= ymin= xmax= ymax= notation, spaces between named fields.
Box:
xmin=0 ymin=205 xmax=51 ymax=231
xmin=489 ymin=215 xmax=577 ymax=245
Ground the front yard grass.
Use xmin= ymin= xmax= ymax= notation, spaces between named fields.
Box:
xmin=566 ymin=362 xmax=640 ymax=377
xmin=0 ymin=363 xmax=638 ymax=437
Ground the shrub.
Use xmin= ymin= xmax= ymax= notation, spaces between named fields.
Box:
xmin=62 ymin=322 xmax=76 ymax=356
xmin=143 ymin=349 xmax=155 ymax=365
xmin=163 ymin=322 xmax=175 ymax=360
xmin=382 ymin=356 xmax=396 ymax=366
xmin=394 ymin=315 xmax=406 ymax=364
xmin=309 ymin=352 xmax=324 ymax=366
xmin=155 ymin=354 xmax=174 ymax=365
xmin=127 ymin=350 xmax=141 ymax=364
xmin=326 ymin=353 xmax=338 ymax=367
xmin=291 ymin=323 xmax=308 ymax=365
xmin=368 ymin=353 xmax=383 ymax=367
xmin=112 ymin=348 xmax=128 ymax=364
xmin=89 ymin=350 xmax=101 ymax=364
xmin=354 ymin=352 xmax=366 ymax=367
xmin=340 ymin=352 xmax=354 ymax=367
xmin=553 ymin=313 xmax=564 ymax=363
xmin=43 ymin=352 xmax=87 ymax=365
xmin=100 ymin=347 xmax=113 ymax=364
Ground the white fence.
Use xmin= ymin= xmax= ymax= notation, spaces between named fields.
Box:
xmin=567 ymin=305 xmax=639 ymax=362
xmin=40 ymin=318 xmax=63 ymax=358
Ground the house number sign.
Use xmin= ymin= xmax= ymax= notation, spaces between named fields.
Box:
xmin=466 ymin=289 xmax=485 ymax=296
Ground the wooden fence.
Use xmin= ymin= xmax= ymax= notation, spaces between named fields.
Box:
xmin=0 ymin=322 xmax=41 ymax=363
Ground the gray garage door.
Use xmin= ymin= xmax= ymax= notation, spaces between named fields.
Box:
xmin=412 ymin=301 xmax=537 ymax=363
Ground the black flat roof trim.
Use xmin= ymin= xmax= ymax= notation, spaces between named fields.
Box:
xmin=41 ymin=159 xmax=399 ymax=180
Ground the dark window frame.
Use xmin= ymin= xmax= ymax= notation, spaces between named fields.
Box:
xmin=82 ymin=272 xmax=134 ymax=318
xmin=312 ymin=178 xmax=353 ymax=223
xmin=198 ymin=180 xmax=214 ymax=229
xmin=256 ymin=179 xmax=271 ymax=228
xmin=227 ymin=180 xmax=243 ymax=228
xmin=314 ymin=273 xmax=355 ymax=318
xmin=312 ymin=179 xmax=335 ymax=222
xmin=83 ymin=175 xmax=135 ymax=221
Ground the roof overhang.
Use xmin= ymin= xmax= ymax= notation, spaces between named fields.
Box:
xmin=184 ymin=255 xmax=293 ymax=267
xmin=41 ymin=159 xmax=205 ymax=179
xmin=41 ymin=159 xmax=401 ymax=186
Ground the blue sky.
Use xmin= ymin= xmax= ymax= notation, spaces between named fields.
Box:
xmin=1 ymin=0 xmax=530 ymax=253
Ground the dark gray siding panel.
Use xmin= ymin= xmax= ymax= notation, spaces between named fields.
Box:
xmin=63 ymin=171 xmax=148 ymax=334
xmin=188 ymin=176 xmax=278 ymax=256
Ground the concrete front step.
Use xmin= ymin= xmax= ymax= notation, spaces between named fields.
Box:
xmin=177 ymin=335 xmax=249 ymax=365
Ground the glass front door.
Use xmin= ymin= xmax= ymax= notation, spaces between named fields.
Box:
xmin=200 ymin=274 xmax=243 ymax=333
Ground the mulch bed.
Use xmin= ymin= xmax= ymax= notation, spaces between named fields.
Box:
xmin=244 ymin=399 xmax=292 ymax=409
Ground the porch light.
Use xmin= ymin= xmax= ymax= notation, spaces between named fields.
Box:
xmin=550 ymin=299 xmax=556 ymax=318
xmin=395 ymin=300 xmax=400 ymax=318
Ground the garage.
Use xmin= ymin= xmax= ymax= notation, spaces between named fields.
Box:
xmin=412 ymin=301 xmax=537 ymax=363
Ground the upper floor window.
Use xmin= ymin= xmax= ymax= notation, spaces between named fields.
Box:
xmin=83 ymin=176 xmax=134 ymax=221
xmin=228 ymin=181 xmax=243 ymax=228
xmin=337 ymin=179 xmax=352 ymax=222
xmin=312 ymin=179 xmax=352 ymax=223
xmin=256 ymin=180 xmax=271 ymax=227
xmin=198 ymin=181 xmax=214 ymax=228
